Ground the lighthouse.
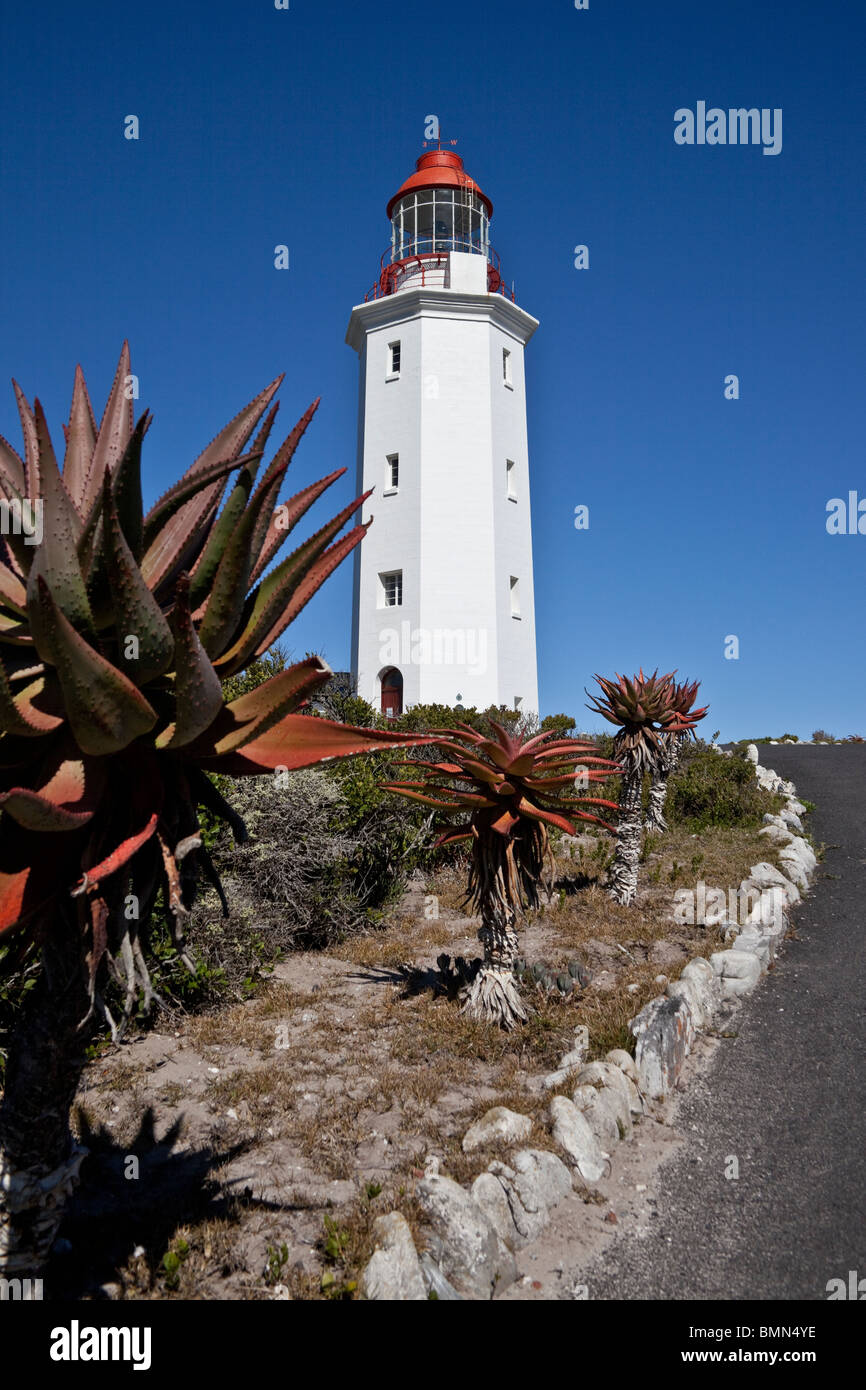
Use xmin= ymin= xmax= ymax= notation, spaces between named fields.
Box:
xmin=346 ymin=145 xmax=540 ymax=719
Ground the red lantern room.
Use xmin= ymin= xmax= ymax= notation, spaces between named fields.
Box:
xmin=366 ymin=148 xmax=511 ymax=301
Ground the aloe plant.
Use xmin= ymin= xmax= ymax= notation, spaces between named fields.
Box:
xmin=383 ymin=722 xmax=619 ymax=1028
xmin=0 ymin=346 xmax=431 ymax=1273
xmin=645 ymin=679 xmax=708 ymax=833
xmin=586 ymin=670 xmax=697 ymax=906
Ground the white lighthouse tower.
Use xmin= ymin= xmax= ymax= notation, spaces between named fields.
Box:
xmin=346 ymin=145 xmax=539 ymax=719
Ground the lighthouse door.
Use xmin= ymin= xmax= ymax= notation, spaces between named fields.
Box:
xmin=380 ymin=667 xmax=403 ymax=718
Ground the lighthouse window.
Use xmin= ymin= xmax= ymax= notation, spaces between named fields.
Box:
xmin=510 ymin=576 xmax=521 ymax=618
xmin=506 ymin=458 xmax=517 ymax=501
xmin=381 ymin=570 xmax=403 ymax=608
xmin=388 ymin=341 xmax=401 ymax=377
xmin=385 ymin=454 xmax=399 ymax=493
xmin=502 ymin=348 xmax=513 ymax=387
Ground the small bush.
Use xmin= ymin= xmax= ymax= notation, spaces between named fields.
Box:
xmin=666 ymin=747 xmax=781 ymax=830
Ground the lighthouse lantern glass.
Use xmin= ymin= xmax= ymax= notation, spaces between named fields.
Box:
xmin=391 ymin=190 xmax=489 ymax=264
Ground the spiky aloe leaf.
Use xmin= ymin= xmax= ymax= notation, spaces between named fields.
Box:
xmin=101 ymin=472 xmax=174 ymax=685
xmin=0 ymin=559 xmax=26 ymax=614
xmin=0 ymin=753 xmax=102 ymax=832
xmin=0 ymin=431 xmax=26 ymax=498
xmin=199 ymin=714 xmax=436 ymax=776
xmin=141 ymin=451 xmax=257 ymax=554
xmin=186 ymin=655 xmax=332 ymax=757
xmin=216 ymin=506 xmax=369 ymax=675
xmin=196 ymin=452 xmax=295 ymax=658
xmin=141 ymin=377 xmax=282 ymax=595
xmin=109 ymin=412 xmax=150 ymax=561
xmin=187 ymin=461 xmax=260 ymax=617
xmin=62 ymin=364 xmax=98 ymax=511
xmin=12 ymin=381 xmax=39 ymax=499
xmin=154 ymin=573 xmax=223 ymax=750
xmin=70 ymin=813 xmax=160 ymax=897
xmin=248 ymin=468 xmax=345 ymax=589
xmin=32 ymin=577 xmax=157 ymax=755
xmin=78 ymin=341 xmax=134 ymax=517
xmin=0 ymin=659 xmax=62 ymax=737
xmin=25 ymin=401 xmax=95 ymax=653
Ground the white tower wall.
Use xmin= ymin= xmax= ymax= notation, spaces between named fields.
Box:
xmin=347 ymin=255 xmax=539 ymax=718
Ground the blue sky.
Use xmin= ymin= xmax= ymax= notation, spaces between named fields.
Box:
xmin=1 ymin=0 xmax=862 ymax=739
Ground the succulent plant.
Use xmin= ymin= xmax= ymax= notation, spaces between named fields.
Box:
xmin=586 ymin=670 xmax=708 ymax=904
xmin=646 ymin=678 xmax=709 ymax=833
xmin=382 ymin=721 xmax=618 ymax=1027
xmin=0 ymin=345 xmax=431 ymax=1272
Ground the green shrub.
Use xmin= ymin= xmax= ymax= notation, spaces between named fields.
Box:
xmin=666 ymin=747 xmax=781 ymax=830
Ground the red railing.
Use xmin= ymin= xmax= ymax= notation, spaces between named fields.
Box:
xmin=364 ymin=242 xmax=514 ymax=302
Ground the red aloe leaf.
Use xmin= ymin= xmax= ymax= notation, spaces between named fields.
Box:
xmin=32 ymin=576 xmax=157 ymax=755
xmin=155 ymin=573 xmax=223 ymax=750
xmin=197 ymin=714 xmax=435 ymax=776
xmin=140 ymin=376 xmax=282 ymax=594
xmin=0 ymin=661 xmax=63 ymax=737
xmin=79 ymin=342 xmax=134 ymax=516
xmin=70 ymin=813 xmax=160 ymax=897
xmin=12 ymin=381 xmax=39 ymax=498
xmin=0 ymin=558 xmax=27 ymax=613
xmin=102 ymin=471 xmax=174 ymax=686
xmin=141 ymin=451 xmax=259 ymax=555
xmin=26 ymin=401 xmax=95 ymax=651
xmin=0 ymin=431 xmax=26 ymax=497
xmin=215 ymin=501 xmax=369 ymax=674
xmin=63 ymin=363 xmax=98 ymax=511
xmin=187 ymin=655 xmax=333 ymax=757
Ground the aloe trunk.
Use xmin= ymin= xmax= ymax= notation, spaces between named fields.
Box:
xmin=0 ymin=909 xmax=90 ymax=1273
xmin=645 ymin=735 xmax=682 ymax=833
xmin=460 ymin=903 xmax=527 ymax=1029
xmin=609 ymin=763 xmax=643 ymax=906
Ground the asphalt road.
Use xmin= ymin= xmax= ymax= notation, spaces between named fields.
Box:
xmin=588 ymin=744 xmax=866 ymax=1301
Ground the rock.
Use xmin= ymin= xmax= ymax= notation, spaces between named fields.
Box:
xmin=730 ymin=928 xmax=773 ymax=969
xmin=470 ymin=1171 xmax=519 ymax=1245
xmin=779 ymin=809 xmax=804 ymax=833
xmin=556 ymin=1041 xmax=589 ymax=1073
xmin=710 ymin=949 xmax=763 ymax=997
xmin=415 ymin=1174 xmax=517 ymax=1300
xmin=571 ymin=1084 xmax=596 ymax=1111
xmin=743 ymin=887 xmax=788 ymax=931
xmin=419 ymin=1252 xmax=463 ymax=1300
xmin=666 ymin=976 xmax=706 ymax=1029
xmin=629 ymin=994 xmax=695 ymax=1100
xmin=759 ymin=824 xmax=794 ymax=846
xmin=572 ymin=1061 xmax=638 ymax=1118
xmin=548 ymin=1095 xmax=606 ymax=1182
xmin=783 ymin=836 xmax=817 ymax=871
xmin=582 ymin=1087 xmax=625 ymax=1148
xmin=745 ymin=743 xmax=759 ymax=764
xmin=776 ymin=853 xmax=810 ymax=890
xmin=359 ymin=1212 xmax=427 ymax=1301
xmin=787 ymin=799 xmax=807 ymax=817
xmin=605 ymin=1048 xmax=639 ymax=1085
xmin=483 ymin=1149 xmax=572 ymax=1247
xmin=680 ymin=957 xmax=721 ymax=1022
xmin=743 ymin=864 xmax=800 ymax=905
xmin=462 ymin=1107 xmax=532 ymax=1154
